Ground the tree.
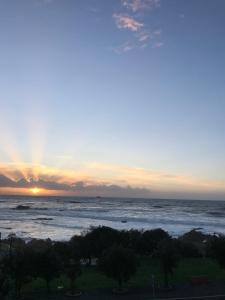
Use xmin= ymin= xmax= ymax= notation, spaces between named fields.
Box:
xmin=157 ymin=238 xmax=179 ymax=289
xmin=140 ymin=229 xmax=170 ymax=255
xmin=85 ymin=226 xmax=120 ymax=259
xmin=5 ymin=249 xmax=31 ymax=298
xmin=0 ymin=261 xmax=10 ymax=299
xmin=26 ymin=240 xmax=62 ymax=294
xmin=70 ymin=235 xmax=89 ymax=263
xmin=98 ymin=245 xmax=138 ymax=291
xmin=65 ymin=259 xmax=82 ymax=295
xmin=53 ymin=241 xmax=71 ymax=263
xmin=119 ymin=229 xmax=142 ymax=253
xmin=0 ymin=237 xmax=31 ymax=298
xmin=206 ymin=235 xmax=225 ymax=269
xmin=35 ymin=248 xmax=62 ymax=293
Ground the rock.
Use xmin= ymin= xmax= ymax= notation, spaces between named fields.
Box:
xmin=14 ymin=205 xmax=30 ymax=210
xmin=34 ymin=218 xmax=53 ymax=221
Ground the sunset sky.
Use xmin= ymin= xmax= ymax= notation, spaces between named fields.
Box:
xmin=0 ymin=0 xmax=225 ymax=199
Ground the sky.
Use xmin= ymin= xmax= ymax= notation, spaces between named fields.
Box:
xmin=0 ymin=0 xmax=225 ymax=199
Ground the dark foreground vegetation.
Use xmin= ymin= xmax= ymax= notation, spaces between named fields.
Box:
xmin=1 ymin=226 xmax=225 ymax=299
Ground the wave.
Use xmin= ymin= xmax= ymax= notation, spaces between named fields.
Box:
xmin=2 ymin=196 xmax=225 ymax=240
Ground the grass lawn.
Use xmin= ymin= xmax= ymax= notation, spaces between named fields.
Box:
xmin=22 ymin=257 xmax=225 ymax=294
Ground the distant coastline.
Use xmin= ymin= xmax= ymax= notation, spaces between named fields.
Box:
xmin=0 ymin=194 xmax=224 ymax=202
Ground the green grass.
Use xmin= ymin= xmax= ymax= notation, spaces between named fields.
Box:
xmin=22 ymin=257 xmax=225 ymax=294
xmin=174 ymin=258 xmax=225 ymax=282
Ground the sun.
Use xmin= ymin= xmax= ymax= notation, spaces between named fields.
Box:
xmin=30 ymin=187 xmax=41 ymax=195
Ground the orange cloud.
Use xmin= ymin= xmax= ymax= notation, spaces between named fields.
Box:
xmin=1 ymin=162 xmax=225 ymax=198
xmin=113 ymin=14 xmax=144 ymax=32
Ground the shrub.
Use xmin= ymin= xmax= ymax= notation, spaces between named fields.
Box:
xmin=176 ymin=240 xmax=202 ymax=258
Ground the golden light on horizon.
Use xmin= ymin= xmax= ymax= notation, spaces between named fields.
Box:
xmin=30 ymin=187 xmax=41 ymax=195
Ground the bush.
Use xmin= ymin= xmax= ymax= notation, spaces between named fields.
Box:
xmin=176 ymin=240 xmax=202 ymax=258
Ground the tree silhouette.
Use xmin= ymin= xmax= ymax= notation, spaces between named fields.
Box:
xmin=157 ymin=239 xmax=179 ymax=289
xmin=98 ymin=245 xmax=138 ymax=291
xmin=65 ymin=259 xmax=82 ymax=295
xmin=206 ymin=235 xmax=225 ymax=269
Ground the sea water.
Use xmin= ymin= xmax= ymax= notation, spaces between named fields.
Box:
xmin=0 ymin=196 xmax=225 ymax=240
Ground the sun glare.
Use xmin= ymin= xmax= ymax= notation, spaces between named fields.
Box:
xmin=30 ymin=187 xmax=40 ymax=194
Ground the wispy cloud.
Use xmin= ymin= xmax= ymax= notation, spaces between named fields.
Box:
xmin=113 ymin=28 xmax=163 ymax=54
xmin=137 ymin=29 xmax=160 ymax=43
xmin=121 ymin=0 xmax=160 ymax=12
xmin=152 ymin=41 xmax=164 ymax=48
xmin=138 ymin=33 xmax=150 ymax=42
xmin=113 ymin=14 xmax=144 ymax=32
xmin=112 ymin=0 xmax=163 ymax=53
xmin=113 ymin=41 xmax=136 ymax=54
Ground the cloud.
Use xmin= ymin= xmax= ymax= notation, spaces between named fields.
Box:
xmin=138 ymin=33 xmax=150 ymax=42
xmin=137 ymin=28 xmax=160 ymax=42
xmin=2 ymin=161 xmax=224 ymax=199
xmin=0 ymin=175 xmax=17 ymax=188
xmin=84 ymin=162 xmax=225 ymax=196
xmin=121 ymin=0 xmax=160 ymax=12
xmin=113 ymin=14 xmax=144 ymax=32
xmin=0 ymin=173 xmax=151 ymax=198
xmin=112 ymin=0 xmax=163 ymax=53
xmin=71 ymin=181 xmax=150 ymax=198
xmin=113 ymin=28 xmax=162 ymax=53
xmin=152 ymin=41 xmax=164 ymax=48
xmin=0 ymin=174 xmax=67 ymax=190
xmin=113 ymin=41 xmax=136 ymax=54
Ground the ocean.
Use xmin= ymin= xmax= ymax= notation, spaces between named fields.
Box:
xmin=0 ymin=195 xmax=225 ymax=241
